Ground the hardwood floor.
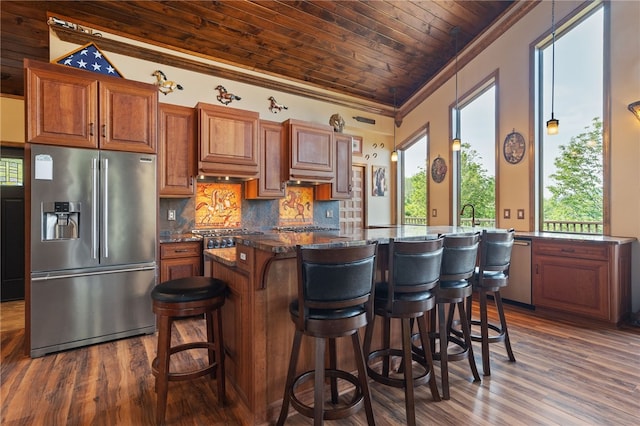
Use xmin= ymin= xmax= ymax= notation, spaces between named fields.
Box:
xmin=2 ymin=300 xmax=639 ymax=425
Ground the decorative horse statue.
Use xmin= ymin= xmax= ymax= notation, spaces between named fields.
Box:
xmin=268 ymin=96 xmax=288 ymax=113
xmin=152 ymin=70 xmax=183 ymax=95
xmin=215 ymin=85 xmax=241 ymax=105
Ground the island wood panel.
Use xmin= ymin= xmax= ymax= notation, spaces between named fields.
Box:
xmin=210 ymin=246 xmax=402 ymax=424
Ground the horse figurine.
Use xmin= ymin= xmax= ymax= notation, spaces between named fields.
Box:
xmin=215 ymin=85 xmax=241 ymax=105
xmin=152 ymin=70 xmax=183 ymax=95
xmin=268 ymin=96 xmax=288 ymax=113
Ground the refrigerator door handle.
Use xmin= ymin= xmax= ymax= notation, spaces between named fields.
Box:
xmin=103 ymin=157 xmax=109 ymax=259
xmin=92 ymin=157 xmax=99 ymax=259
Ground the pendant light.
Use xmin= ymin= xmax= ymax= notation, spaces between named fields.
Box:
xmin=390 ymin=87 xmax=398 ymax=162
xmin=546 ymin=0 xmax=559 ymax=135
xmin=451 ymin=27 xmax=461 ymax=151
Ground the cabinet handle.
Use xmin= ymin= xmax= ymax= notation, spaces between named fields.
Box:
xmin=190 ymin=176 xmax=194 ymax=186
xmin=102 ymin=124 xmax=107 ymax=138
xmin=348 ymin=184 xmax=353 ymax=193
xmin=535 ymin=264 xmax=539 ymax=274
xmin=561 ymin=248 xmax=575 ymax=253
xmin=174 ymin=249 xmax=190 ymax=253
xmin=89 ymin=123 xmax=94 ymax=136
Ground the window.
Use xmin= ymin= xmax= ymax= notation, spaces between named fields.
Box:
xmin=0 ymin=157 xmax=23 ymax=186
xmin=454 ymin=81 xmax=497 ymax=227
xmin=537 ymin=4 xmax=604 ymax=234
xmin=401 ymin=132 xmax=428 ymax=225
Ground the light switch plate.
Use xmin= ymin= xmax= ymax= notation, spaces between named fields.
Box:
xmin=168 ymin=210 xmax=176 ymax=221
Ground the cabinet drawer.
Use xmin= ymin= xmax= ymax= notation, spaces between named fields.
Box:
xmin=160 ymin=242 xmax=202 ymax=259
xmin=235 ymin=245 xmax=254 ymax=273
xmin=533 ymin=241 xmax=608 ymax=260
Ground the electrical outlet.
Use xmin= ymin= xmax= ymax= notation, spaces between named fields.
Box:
xmin=432 ymin=209 xmax=437 ymax=217
xmin=326 ymin=209 xmax=333 ymax=218
xmin=168 ymin=210 xmax=176 ymax=221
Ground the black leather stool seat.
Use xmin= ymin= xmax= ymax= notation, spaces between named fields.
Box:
xmin=151 ymin=277 xmax=227 ymax=303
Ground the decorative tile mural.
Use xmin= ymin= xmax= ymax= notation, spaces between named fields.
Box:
xmin=279 ymin=186 xmax=314 ymax=225
xmin=195 ymin=183 xmax=242 ymax=228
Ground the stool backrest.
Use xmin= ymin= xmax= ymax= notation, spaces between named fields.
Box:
xmin=440 ymin=232 xmax=480 ymax=282
xmin=478 ymin=229 xmax=514 ymax=279
xmin=388 ymin=237 xmax=443 ymax=296
xmin=296 ymin=242 xmax=378 ymax=326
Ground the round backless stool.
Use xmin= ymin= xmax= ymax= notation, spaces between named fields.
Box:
xmin=151 ymin=276 xmax=227 ymax=425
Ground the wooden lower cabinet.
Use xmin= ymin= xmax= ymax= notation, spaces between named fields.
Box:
xmin=159 ymin=241 xmax=202 ymax=283
xmin=532 ymin=239 xmax=632 ymax=324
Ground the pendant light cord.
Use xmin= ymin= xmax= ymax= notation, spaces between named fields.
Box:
xmin=551 ymin=0 xmax=556 ymax=118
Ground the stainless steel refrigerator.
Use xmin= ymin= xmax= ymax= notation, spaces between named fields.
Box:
xmin=29 ymin=144 xmax=157 ymax=358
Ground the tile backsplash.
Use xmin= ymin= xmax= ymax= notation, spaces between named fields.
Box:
xmin=159 ymin=183 xmax=338 ymax=234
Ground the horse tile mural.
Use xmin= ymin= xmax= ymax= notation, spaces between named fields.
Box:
xmin=279 ymin=186 xmax=314 ymax=226
xmin=195 ymin=183 xmax=242 ymax=228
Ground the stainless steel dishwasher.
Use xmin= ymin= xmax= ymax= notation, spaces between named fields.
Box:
xmin=502 ymin=238 xmax=532 ymax=306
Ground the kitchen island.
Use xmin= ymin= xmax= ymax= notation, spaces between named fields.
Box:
xmin=203 ymin=226 xmax=634 ymax=425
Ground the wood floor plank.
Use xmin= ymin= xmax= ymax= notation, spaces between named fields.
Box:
xmin=2 ymin=300 xmax=639 ymax=425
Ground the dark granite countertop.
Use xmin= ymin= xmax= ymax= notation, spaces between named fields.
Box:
xmin=159 ymin=232 xmax=202 ymax=244
xmin=202 ymin=225 xmax=636 ymax=267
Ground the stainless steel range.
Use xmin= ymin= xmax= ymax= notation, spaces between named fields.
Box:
xmin=193 ymin=228 xmax=264 ymax=250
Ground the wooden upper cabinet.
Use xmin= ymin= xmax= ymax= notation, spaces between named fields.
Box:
xmin=316 ymin=133 xmax=353 ymax=200
xmin=25 ymin=59 xmax=157 ymax=153
xmin=284 ymin=119 xmax=335 ymax=181
xmin=159 ymin=103 xmax=196 ymax=197
xmin=98 ymin=79 xmax=158 ymax=153
xmin=246 ymin=120 xmax=285 ymax=199
xmin=26 ymin=61 xmax=98 ymax=148
xmin=196 ymin=102 xmax=259 ymax=178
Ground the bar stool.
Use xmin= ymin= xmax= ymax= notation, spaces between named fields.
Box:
xmin=151 ymin=276 xmax=227 ymax=425
xmin=363 ymin=238 xmax=442 ymax=426
xmin=467 ymin=228 xmax=516 ymax=376
xmin=430 ymin=232 xmax=481 ymax=400
xmin=277 ymin=243 xmax=378 ymax=426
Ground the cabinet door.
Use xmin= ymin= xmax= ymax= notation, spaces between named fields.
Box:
xmin=315 ymin=133 xmax=353 ymax=200
xmin=533 ymin=254 xmax=610 ymax=321
xmin=99 ymin=79 xmax=158 ymax=153
xmin=160 ymin=257 xmax=202 ymax=283
xmin=246 ymin=120 xmax=285 ymax=198
xmin=159 ymin=104 xmax=196 ymax=197
xmin=26 ymin=63 xmax=98 ymax=148
xmin=197 ymin=102 xmax=259 ymax=177
xmin=286 ymin=119 xmax=335 ymax=181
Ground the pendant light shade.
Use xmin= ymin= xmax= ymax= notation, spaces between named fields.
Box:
xmin=391 ymin=87 xmax=398 ymax=162
xmin=546 ymin=0 xmax=559 ymax=135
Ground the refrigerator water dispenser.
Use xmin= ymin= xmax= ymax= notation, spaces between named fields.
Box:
xmin=42 ymin=201 xmax=80 ymax=240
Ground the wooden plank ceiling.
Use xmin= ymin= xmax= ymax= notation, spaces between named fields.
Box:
xmin=1 ymin=1 xmax=516 ymax=108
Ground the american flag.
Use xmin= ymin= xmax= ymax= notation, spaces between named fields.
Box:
xmin=55 ymin=43 xmax=123 ymax=78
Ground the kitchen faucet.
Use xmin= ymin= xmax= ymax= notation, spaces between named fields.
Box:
xmin=460 ymin=203 xmax=476 ymax=227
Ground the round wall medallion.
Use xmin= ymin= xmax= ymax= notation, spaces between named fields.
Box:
xmin=503 ymin=131 xmax=526 ymax=164
xmin=431 ymin=157 xmax=447 ymax=183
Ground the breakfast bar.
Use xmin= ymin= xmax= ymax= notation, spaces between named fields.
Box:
xmin=203 ymin=226 xmax=633 ymax=425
